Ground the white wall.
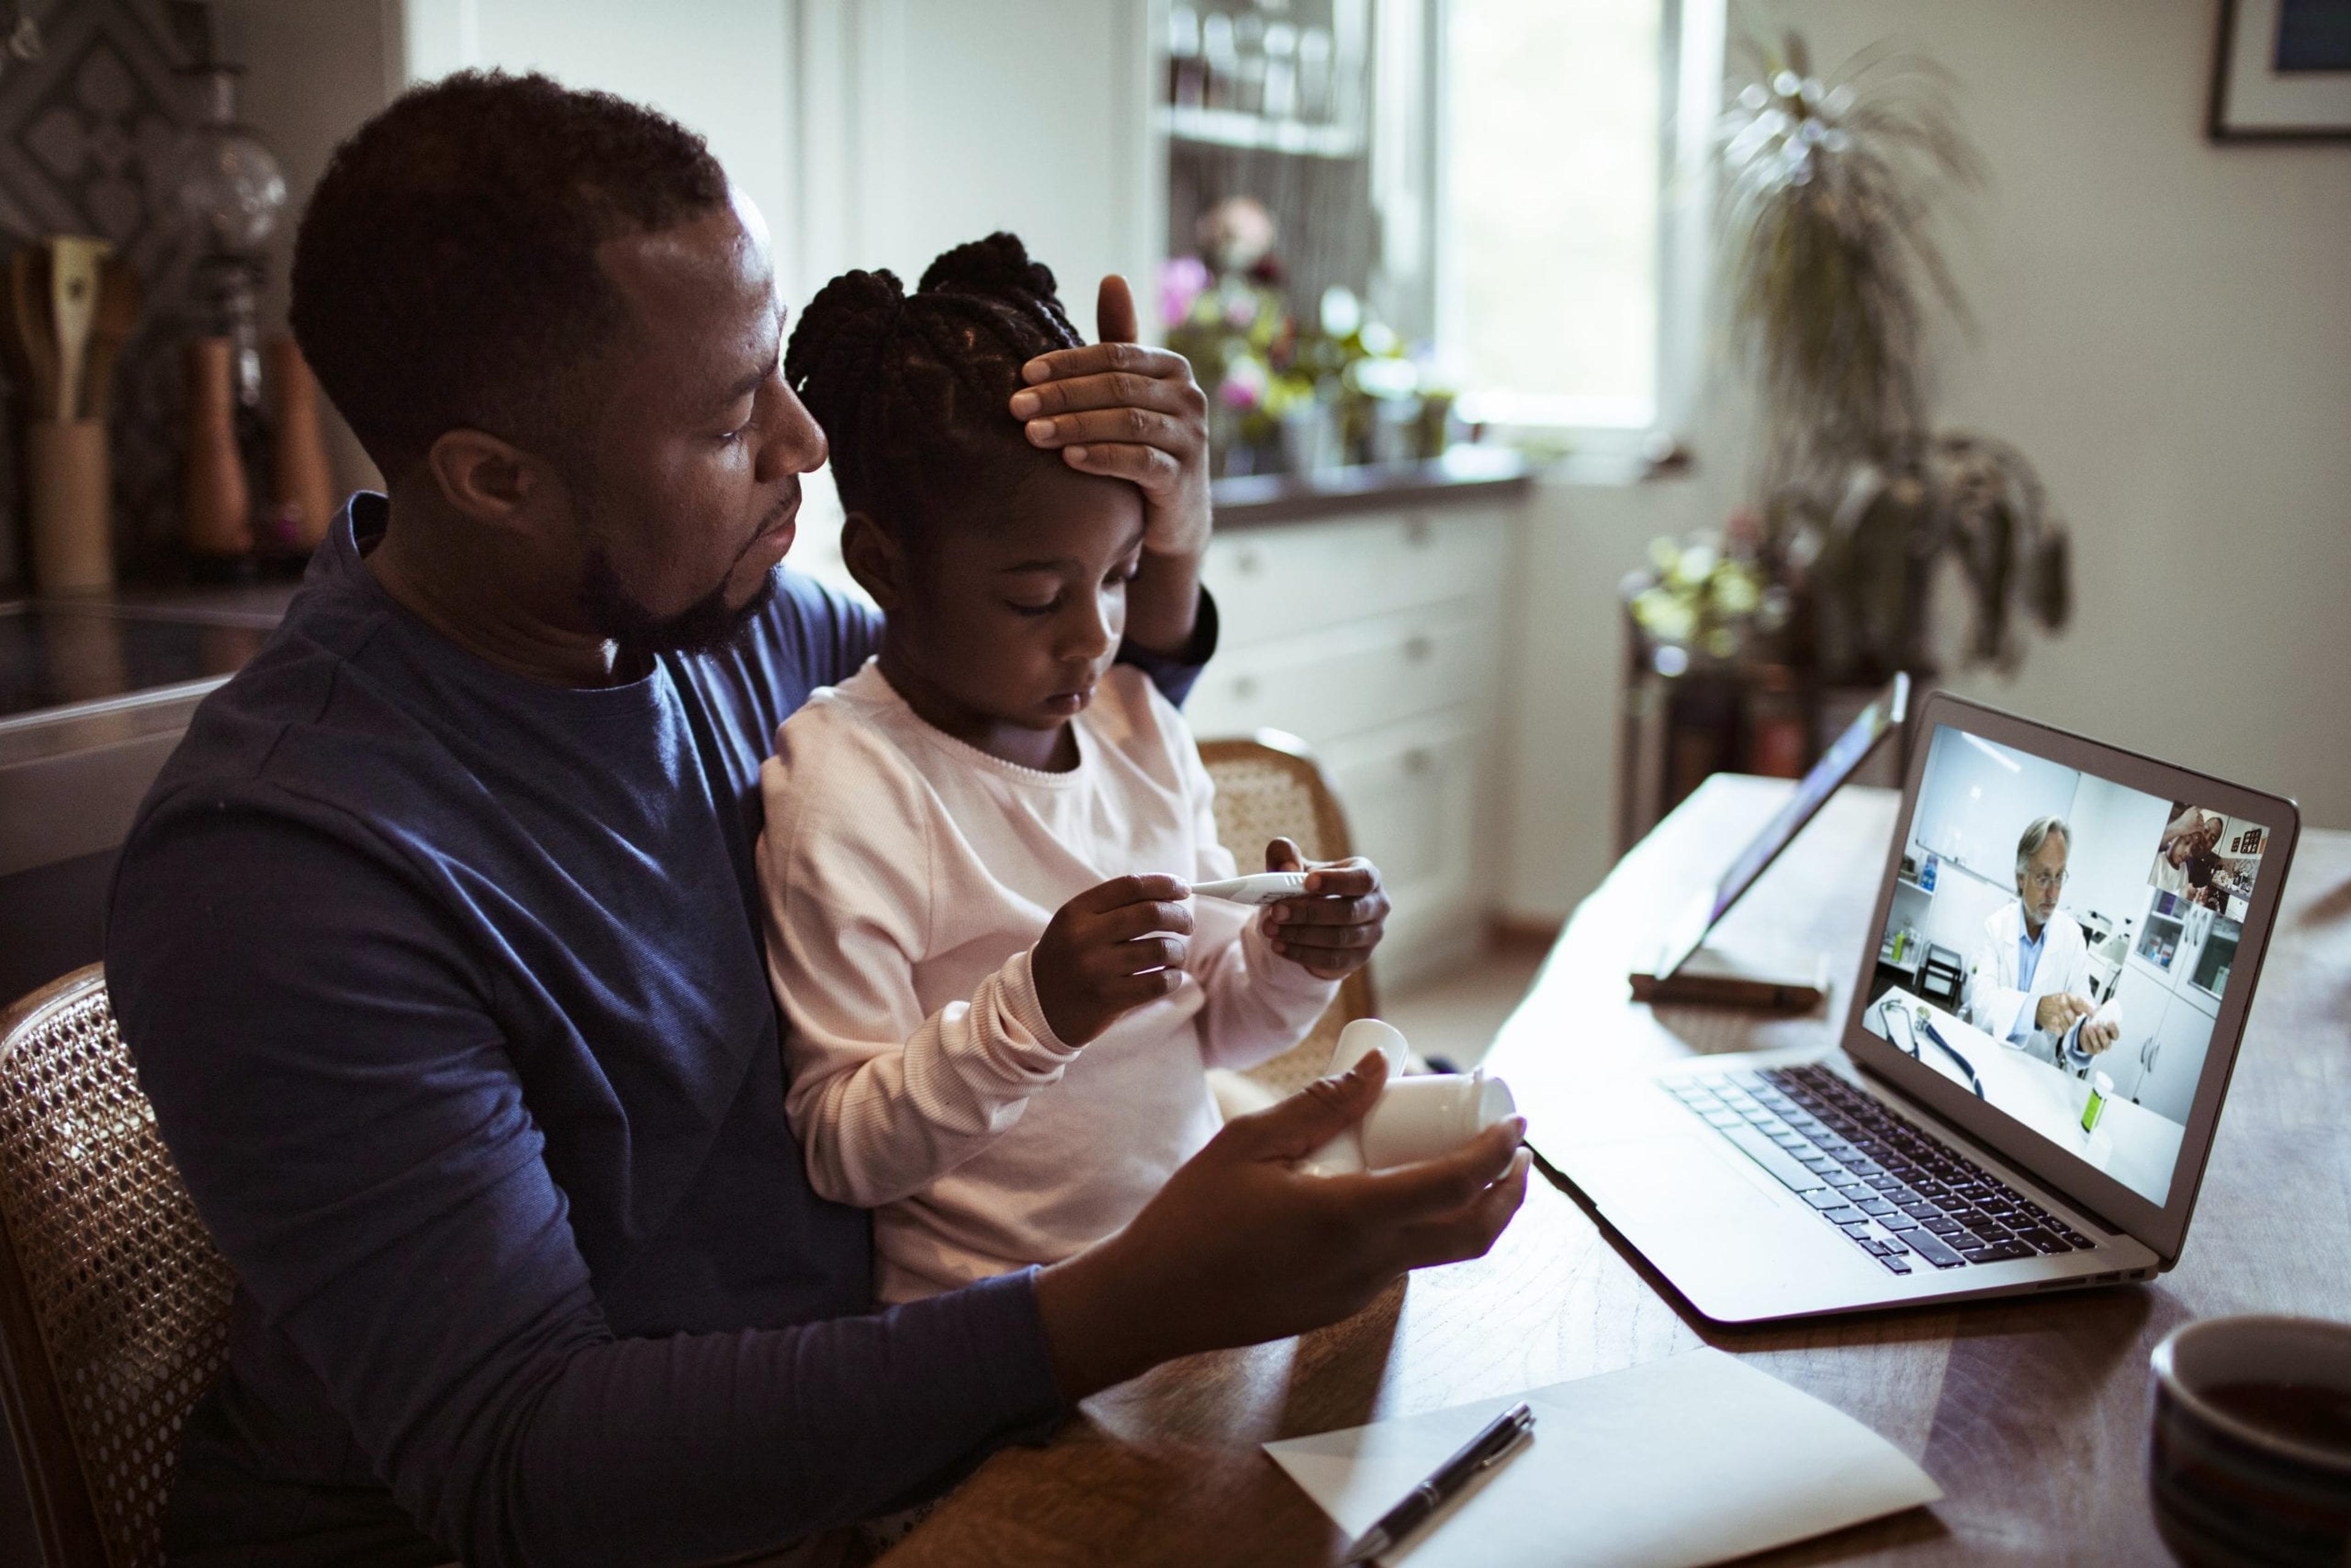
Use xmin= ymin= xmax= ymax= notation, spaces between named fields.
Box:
xmin=1842 ymin=0 xmax=2351 ymax=831
xmin=2063 ymin=773 xmax=2174 ymax=936
xmin=1502 ymin=0 xmax=2351 ymax=925
xmin=400 ymin=1 xmax=1155 ymax=326
xmin=795 ymin=0 xmax=1157 ymax=325
xmin=401 ymin=0 xmax=798 ymax=286
xmin=1909 ymin=726 xmax=2077 ymax=887
xmin=1498 ymin=470 xmax=1693 ymax=921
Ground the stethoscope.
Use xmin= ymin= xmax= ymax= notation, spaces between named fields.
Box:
xmin=1879 ymin=997 xmax=1986 ymax=1098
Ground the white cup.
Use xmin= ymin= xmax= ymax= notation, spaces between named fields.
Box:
xmin=1327 ymin=1018 xmax=1409 ymax=1078
xmin=1302 ymin=1019 xmax=1517 ymax=1175
xmin=1359 ymin=1071 xmax=1518 ymax=1169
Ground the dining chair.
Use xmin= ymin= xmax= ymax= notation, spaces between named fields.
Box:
xmin=1199 ymin=730 xmax=1382 ymax=1100
xmin=0 ymin=965 xmax=237 ymax=1568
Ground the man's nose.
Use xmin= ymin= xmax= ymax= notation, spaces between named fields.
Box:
xmin=758 ymin=380 xmax=828 ymax=481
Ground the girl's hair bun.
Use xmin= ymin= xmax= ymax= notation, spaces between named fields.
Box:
xmin=789 ymin=233 xmax=1086 ymax=532
xmin=784 ymin=266 xmax=906 ymax=397
xmin=918 ymin=231 xmax=1060 ymax=307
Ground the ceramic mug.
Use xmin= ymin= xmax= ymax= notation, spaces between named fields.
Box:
xmin=2148 ymin=1314 xmax=2351 ymax=1567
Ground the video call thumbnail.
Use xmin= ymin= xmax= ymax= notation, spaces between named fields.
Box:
xmin=1862 ymin=725 xmax=2269 ymax=1206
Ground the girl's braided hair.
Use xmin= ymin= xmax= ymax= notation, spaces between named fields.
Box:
xmin=786 ymin=231 xmax=1086 ymax=535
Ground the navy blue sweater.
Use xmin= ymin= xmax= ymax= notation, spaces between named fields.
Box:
xmin=106 ymin=497 xmax=1209 ymax=1567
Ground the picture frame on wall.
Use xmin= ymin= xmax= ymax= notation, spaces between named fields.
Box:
xmin=2210 ymin=0 xmax=2351 ymax=140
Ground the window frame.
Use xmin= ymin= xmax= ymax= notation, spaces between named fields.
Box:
xmin=1422 ymin=0 xmax=1724 ymax=462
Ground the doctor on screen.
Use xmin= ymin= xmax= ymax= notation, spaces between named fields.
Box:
xmin=1967 ymin=816 xmax=2120 ymax=1075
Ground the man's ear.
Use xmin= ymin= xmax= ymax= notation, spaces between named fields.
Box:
xmin=423 ymin=428 xmax=558 ymax=535
xmin=841 ymin=511 xmax=909 ymax=611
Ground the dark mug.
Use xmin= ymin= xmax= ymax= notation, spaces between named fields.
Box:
xmin=2150 ymin=1315 xmax=2351 ymax=1567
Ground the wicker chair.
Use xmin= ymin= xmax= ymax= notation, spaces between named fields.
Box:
xmin=1199 ymin=730 xmax=1381 ymax=1098
xmin=0 ymin=966 xmax=237 ymax=1568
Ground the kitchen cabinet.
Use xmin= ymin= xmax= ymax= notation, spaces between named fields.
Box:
xmin=2109 ymin=959 xmax=2178 ymax=1104
xmin=1 ymin=594 xmax=291 ymax=1002
xmin=1193 ymin=498 xmax=1517 ymax=987
xmin=2111 ymin=880 xmax=2235 ymax=1120
xmin=2137 ymin=985 xmax=2219 ymax=1125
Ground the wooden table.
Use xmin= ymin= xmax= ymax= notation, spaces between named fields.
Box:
xmin=883 ymin=776 xmax=2351 ymax=1566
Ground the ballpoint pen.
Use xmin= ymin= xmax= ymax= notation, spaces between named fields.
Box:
xmin=1338 ymin=1400 xmax=1537 ymax=1564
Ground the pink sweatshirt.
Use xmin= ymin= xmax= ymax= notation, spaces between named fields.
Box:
xmin=758 ymin=660 xmax=1337 ymax=1303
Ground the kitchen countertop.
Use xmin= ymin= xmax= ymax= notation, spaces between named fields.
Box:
xmin=0 ymin=597 xmax=290 ymax=749
xmin=1210 ymin=445 xmax=1532 ymax=528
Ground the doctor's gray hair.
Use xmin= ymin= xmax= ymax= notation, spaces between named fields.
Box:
xmin=2015 ymin=816 xmax=2072 ymax=875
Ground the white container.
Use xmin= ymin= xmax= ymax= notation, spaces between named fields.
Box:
xmin=1303 ymin=1019 xmax=1516 ymax=1175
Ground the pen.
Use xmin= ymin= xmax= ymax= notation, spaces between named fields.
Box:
xmin=1338 ymin=1400 xmax=1536 ymax=1565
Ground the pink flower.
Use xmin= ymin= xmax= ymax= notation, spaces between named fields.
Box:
xmin=1159 ymin=255 xmax=1210 ymax=327
xmin=1218 ymin=354 xmax=1268 ymax=411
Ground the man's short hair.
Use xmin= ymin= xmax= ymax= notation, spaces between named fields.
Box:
xmin=290 ymin=70 xmax=729 ymax=478
xmin=2015 ymin=815 xmax=2071 ymax=876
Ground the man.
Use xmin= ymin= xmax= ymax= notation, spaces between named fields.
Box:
xmin=106 ymin=75 xmax=1526 ymax=1568
xmin=1967 ymin=815 xmax=2119 ymax=1075
xmin=2150 ymin=807 xmax=2222 ymax=897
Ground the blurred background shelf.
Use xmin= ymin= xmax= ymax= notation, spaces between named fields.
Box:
xmin=1157 ymin=105 xmax=1367 ymax=158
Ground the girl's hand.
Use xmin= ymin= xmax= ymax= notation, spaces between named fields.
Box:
xmin=1009 ymin=276 xmax=1211 ymax=560
xmin=1032 ymin=874 xmax=1196 ymax=1046
xmin=1261 ymin=838 xmax=1389 ymax=980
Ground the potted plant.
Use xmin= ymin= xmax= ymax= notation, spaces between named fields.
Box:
xmin=1715 ymin=30 xmax=2070 ymax=681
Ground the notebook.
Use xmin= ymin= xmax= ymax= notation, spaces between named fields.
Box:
xmin=1264 ymin=1348 xmax=1939 ymax=1567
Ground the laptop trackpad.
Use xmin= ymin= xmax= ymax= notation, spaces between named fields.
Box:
xmin=1563 ymin=1134 xmax=1878 ymax=1322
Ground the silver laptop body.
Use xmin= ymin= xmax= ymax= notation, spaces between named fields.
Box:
xmin=1544 ymin=691 xmax=2300 ymax=1324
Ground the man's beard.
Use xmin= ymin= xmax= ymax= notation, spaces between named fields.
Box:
xmin=578 ymin=546 xmax=779 ymax=661
xmin=569 ymin=467 xmax=791 ymax=661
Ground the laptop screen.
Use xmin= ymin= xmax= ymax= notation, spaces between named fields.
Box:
xmin=1859 ymin=721 xmax=2278 ymax=1208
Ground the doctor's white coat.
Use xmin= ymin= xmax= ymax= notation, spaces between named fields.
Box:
xmin=1967 ymin=901 xmax=2093 ymax=1071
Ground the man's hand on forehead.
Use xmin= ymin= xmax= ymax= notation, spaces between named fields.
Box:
xmin=1008 ymin=276 xmax=1210 ymax=559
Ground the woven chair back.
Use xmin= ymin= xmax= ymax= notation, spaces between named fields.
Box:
xmin=0 ymin=966 xmax=236 ymax=1568
xmin=1198 ymin=732 xmax=1378 ymax=1095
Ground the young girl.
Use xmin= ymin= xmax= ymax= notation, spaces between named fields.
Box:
xmin=760 ymin=234 xmax=1382 ymax=1304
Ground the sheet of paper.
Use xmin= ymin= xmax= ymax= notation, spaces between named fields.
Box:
xmin=1263 ymin=1348 xmax=1940 ymax=1568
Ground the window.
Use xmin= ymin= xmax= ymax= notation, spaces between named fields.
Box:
xmin=1439 ymin=0 xmax=1697 ymax=437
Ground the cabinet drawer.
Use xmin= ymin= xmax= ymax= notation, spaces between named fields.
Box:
xmin=1185 ymin=605 xmax=1501 ymax=749
xmin=1204 ymin=506 xmax=1512 ymax=648
xmin=1324 ymin=713 xmax=1485 ymax=909
xmin=1323 ymin=711 xmax=1493 ymax=986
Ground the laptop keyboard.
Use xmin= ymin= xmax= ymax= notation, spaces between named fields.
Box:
xmin=1663 ymin=1065 xmax=2098 ymax=1275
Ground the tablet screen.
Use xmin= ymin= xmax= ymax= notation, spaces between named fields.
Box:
xmin=1704 ymin=675 xmax=1907 ymax=928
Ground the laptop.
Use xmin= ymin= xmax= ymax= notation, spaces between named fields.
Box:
xmin=1635 ymin=673 xmax=1908 ymax=1007
xmin=1544 ymin=690 xmax=2300 ymax=1322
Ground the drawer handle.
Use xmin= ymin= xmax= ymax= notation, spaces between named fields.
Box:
xmin=1402 ymin=634 xmax=1434 ymax=663
xmin=1235 ymin=547 xmax=1264 ymax=575
xmin=1403 ymin=515 xmax=1432 ymax=547
xmin=1233 ymin=675 xmax=1260 ymax=700
xmin=1401 ymin=748 xmax=1434 ymax=775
